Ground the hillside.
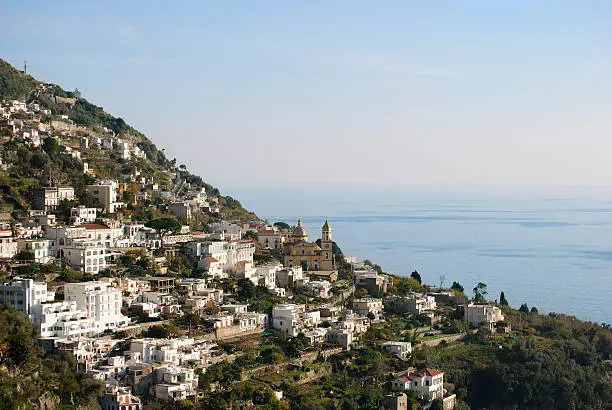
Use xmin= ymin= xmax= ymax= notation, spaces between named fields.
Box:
xmin=0 ymin=59 xmax=39 ymax=101
xmin=0 ymin=57 xmax=257 ymax=223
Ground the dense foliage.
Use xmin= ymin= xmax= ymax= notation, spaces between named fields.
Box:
xmin=0 ymin=59 xmax=39 ymax=100
xmin=0 ymin=305 xmax=104 ymax=409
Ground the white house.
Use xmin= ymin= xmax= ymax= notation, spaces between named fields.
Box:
xmin=325 ymin=327 xmax=354 ymax=350
xmin=272 ymin=303 xmax=302 ymax=336
xmin=86 ymin=180 xmax=124 ymax=213
xmin=257 ymin=229 xmax=285 ymax=250
xmin=32 ymin=301 xmax=97 ymax=339
xmin=352 ymin=298 xmax=384 ymax=320
xmin=60 ymin=239 xmax=109 ymax=274
xmin=187 ymin=240 xmax=255 ymax=273
xmin=0 ymin=229 xmax=17 ymax=258
xmin=100 ymin=386 xmax=142 ymax=410
xmin=380 ymin=341 xmax=412 ymax=360
xmin=391 ymin=368 xmax=445 ymax=401
xmin=0 ymin=278 xmax=55 ymax=317
xmin=31 ymin=186 xmax=75 ymax=211
xmin=236 ymin=312 xmax=268 ymax=332
xmin=63 ymin=281 xmax=129 ymax=331
xmin=298 ymin=280 xmax=332 ymax=299
xmin=17 ymin=238 xmax=51 ymax=263
xmin=77 ymin=223 xmax=124 ymax=248
xmin=220 ymin=304 xmax=248 ymax=314
xmin=70 ymin=206 xmax=97 ymax=224
xmin=465 ymin=302 xmax=505 ymax=329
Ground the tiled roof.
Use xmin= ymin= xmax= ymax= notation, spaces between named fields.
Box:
xmin=408 ymin=368 xmax=442 ymax=378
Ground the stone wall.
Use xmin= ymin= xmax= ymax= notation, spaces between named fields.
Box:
xmin=215 ymin=325 xmax=261 ymax=340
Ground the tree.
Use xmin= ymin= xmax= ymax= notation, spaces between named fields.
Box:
xmin=451 ymin=281 xmax=464 ymax=293
xmin=273 ymin=221 xmax=290 ymax=230
xmin=42 ymin=137 xmax=59 ymax=156
xmin=244 ymin=230 xmax=258 ymax=242
xmin=14 ymin=250 xmax=35 ymax=261
xmin=410 ymin=270 xmax=422 ymax=284
xmin=519 ymin=303 xmax=529 ymax=313
xmin=146 ymin=324 xmax=169 ymax=338
xmin=237 ymin=278 xmax=255 ymax=301
xmin=394 ymin=277 xmax=420 ymax=295
xmin=145 ymin=217 xmax=181 ymax=247
xmin=530 ymin=306 xmax=539 ymax=314
xmin=499 ymin=291 xmax=509 ymax=306
xmin=430 ymin=398 xmax=444 ymax=410
xmin=473 ymin=282 xmax=488 ymax=302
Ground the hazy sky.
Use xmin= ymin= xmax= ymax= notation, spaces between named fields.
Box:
xmin=3 ymin=1 xmax=611 ymax=190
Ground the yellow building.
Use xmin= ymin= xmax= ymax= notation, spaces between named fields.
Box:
xmin=283 ymin=219 xmax=334 ymax=271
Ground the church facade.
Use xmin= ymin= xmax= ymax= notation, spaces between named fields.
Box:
xmin=283 ymin=219 xmax=334 ymax=272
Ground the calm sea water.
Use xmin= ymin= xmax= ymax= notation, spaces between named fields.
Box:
xmin=231 ymin=186 xmax=612 ymax=323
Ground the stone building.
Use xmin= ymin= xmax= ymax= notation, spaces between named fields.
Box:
xmin=283 ymin=219 xmax=334 ymax=271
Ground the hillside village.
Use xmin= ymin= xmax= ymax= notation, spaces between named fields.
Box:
xmin=0 ymin=59 xmax=610 ymax=410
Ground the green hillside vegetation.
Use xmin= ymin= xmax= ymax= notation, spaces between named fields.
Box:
xmin=0 ymin=59 xmax=39 ymax=101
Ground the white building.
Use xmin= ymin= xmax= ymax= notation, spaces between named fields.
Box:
xmin=391 ymin=368 xmax=444 ymax=401
xmin=32 ymin=301 xmax=97 ymax=339
xmin=385 ymin=294 xmax=437 ymax=315
xmin=100 ymin=386 xmax=142 ymax=410
xmin=31 ymin=187 xmax=75 ymax=211
xmin=220 ymin=304 xmax=248 ymax=314
xmin=352 ymin=298 xmax=384 ymax=320
xmin=257 ymin=229 xmax=285 ymax=250
xmin=272 ymin=303 xmax=302 ymax=336
xmin=380 ymin=341 xmax=412 ymax=360
xmin=465 ymin=302 xmax=505 ymax=329
xmin=78 ymin=223 xmax=125 ymax=248
xmin=237 ymin=312 xmax=268 ymax=332
xmin=86 ymin=180 xmax=124 ymax=213
xmin=298 ymin=280 xmax=332 ymax=299
xmin=325 ymin=327 xmax=354 ymax=350
xmin=60 ymin=239 xmax=109 ymax=274
xmin=17 ymin=238 xmax=51 ymax=263
xmin=71 ymin=206 xmax=97 ymax=224
xmin=168 ymin=200 xmax=198 ymax=220
xmin=64 ymin=281 xmax=129 ymax=331
xmin=208 ymin=221 xmax=244 ymax=238
xmin=0 ymin=278 xmax=55 ymax=317
xmin=0 ymin=229 xmax=17 ymax=258
xmin=304 ymin=327 xmax=328 ymax=344
xmin=275 ymin=266 xmax=304 ymax=289
xmin=254 ymin=263 xmax=282 ymax=288
xmin=187 ymin=240 xmax=255 ymax=273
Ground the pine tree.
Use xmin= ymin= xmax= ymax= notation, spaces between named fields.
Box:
xmin=500 ymin=291 xmax=509 ymax=306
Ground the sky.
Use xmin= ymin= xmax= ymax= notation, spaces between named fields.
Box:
xmin=2 ymin=1 xmax=611 ymax=191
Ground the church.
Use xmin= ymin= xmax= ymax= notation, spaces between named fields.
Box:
xmin=283 ymin=219 xmax=334 ymax=272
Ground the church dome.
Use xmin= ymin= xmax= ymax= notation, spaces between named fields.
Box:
xmin=294 ymin=219 xmax=308 ymax=240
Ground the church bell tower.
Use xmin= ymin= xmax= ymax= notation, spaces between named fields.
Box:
xmin=321 ymin=219 xmax=334 ymax=268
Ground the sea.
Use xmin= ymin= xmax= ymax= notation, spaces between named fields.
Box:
xmin=230 ymin=186 xmax=612 ymax=324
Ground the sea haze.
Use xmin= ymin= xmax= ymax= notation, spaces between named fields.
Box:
xmin=233 ymin=186 xmax=612 ymax=324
